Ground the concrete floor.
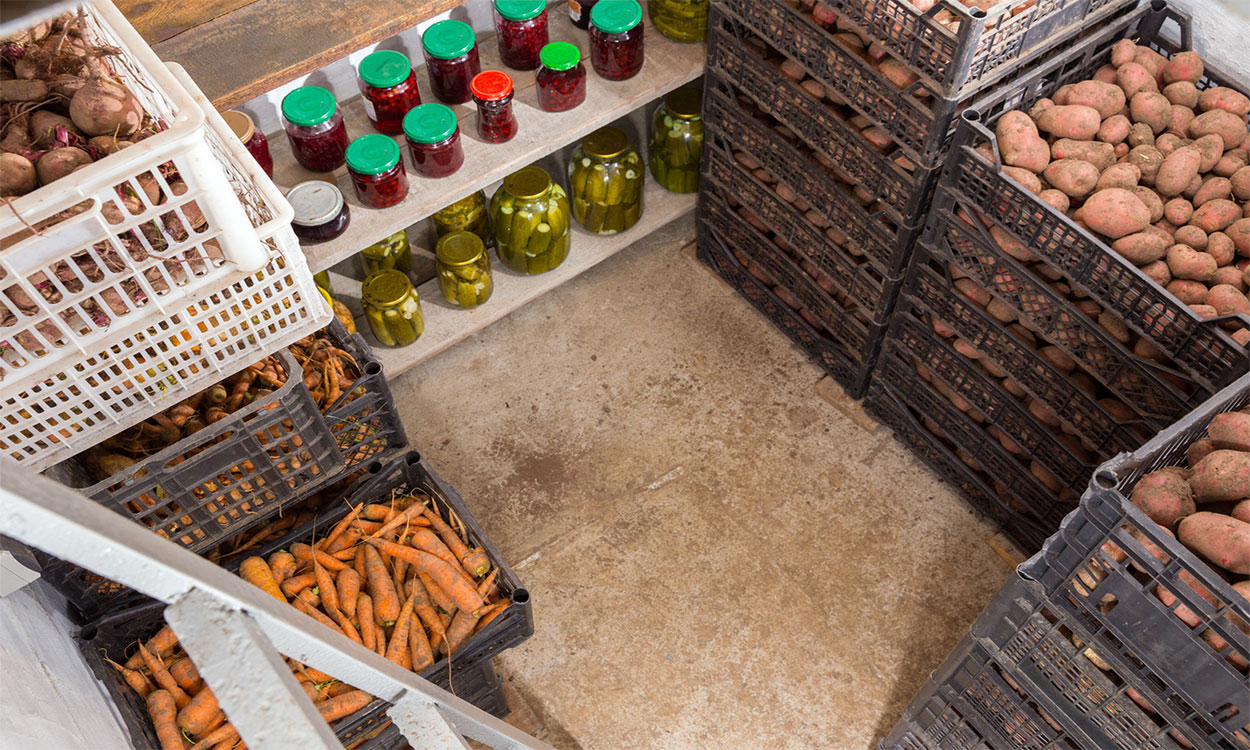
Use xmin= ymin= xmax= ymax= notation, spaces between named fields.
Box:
xmin=390 ymin=213 xmax=1013 ymax=750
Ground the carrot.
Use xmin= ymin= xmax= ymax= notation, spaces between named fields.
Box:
xmin=408 ymin=528 xmax=459 ymax=567
xmin=168 ymin=657 xmax=204 ymax=694
xmin=367 ymin=539 xmax=485 ymax=614
xmin=203 ymin=710 xmax=227 ymax=734
xmin=373 ymin=624 xmax=388 ymax=657
xmin=416 ymin=569 xmax=455 ymax=615
xmin=118 ymin=665 xmax=153 ymax=697
xmin=368 ymin=500 xmax=429 ymax=540
xmin=190 ymin=724 xmax=239 ymax=750
xmin=361 ymin=504 xmax=396 ymax=521
xmin=147 ymin=690 xmax=184 ymax=750
xmin=138 ymin=642 xmax=190 ymax=708
xmin=127 ymin=625 xmax=177 ymax=669
xmin=391 ymin=558 xmax=409 ymax=603
xmin=296 ymin=586 xmax=321 ymax=609
xmin=280 ymin=571 xmax=317 ymax=598
xmin=409 ymin=614 xmax=434 ymax=672
xmin=239 ymin=557 xmax=286 ymax=602
xmin=441 ymin=608 xmax=480 ymax=656
xmin=294 ymin=596 xmax=340 ymax=631
xmin=407 ymin=575 xmax=448 ymax=653
xmin=333 ymin=610 xmax=363 ymax=645
xmin=352 ymin=519 xmax=387 ymax=534
xmin=291 ymin=542 xmax=348 ymax=572
xmin=210 ymin=736 xmax=239 ymax=750
xmin=318 ymin=504 xmax=362 ymax=552
xmin=475 ymin=569 xmax=499 ymax=599
xmin=356 ymin=594 xmax=376 ymax=652
xmin=295 ymin=665 xmax=335 ymax=685
xmin=314 ymin=561 xmax=339 ymax=615
xmin=353 ymin=545 xmax=367 ymax=581
xmin=178 ymin=686 xmax=220 ymax=735
xmin=473 ymin=600 xmax=511 ymax=635
xmin=422 ymin=507 xmax=490 ymax=577
xmin=363 ymin=544 xmax=401 ymax=625
xmin=385 ymin=591 xmax=417 ymax=667
xmin=268 ymin=550 xmax=297 ymax=585
xmin=336 ymin=569 xmax=361 ymax=619
xmin=325 ymin=682 xmax=356 ymax=698
xmin=318 ymin=690 xmax=373 ymax=722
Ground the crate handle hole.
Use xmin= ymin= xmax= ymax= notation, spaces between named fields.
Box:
xmin=510 ymin=588 xmax=530 ymax=605
xmin=1094 ymin=471 xmax=1118 ymax=489
xmin=403 ymin=451 xmax=421 ymax=466
xmin=969 ymin=7 xmax=987 ymax=17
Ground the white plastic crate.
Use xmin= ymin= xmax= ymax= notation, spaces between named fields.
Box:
xmin=2 ymin=62 xmax=331 ymax=470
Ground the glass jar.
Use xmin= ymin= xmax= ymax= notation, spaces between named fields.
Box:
xmin=536 ymin=42 xmax=586 ymax=112
xmin=589 ymin=1 xmax=643 ymax=81
xmin=362 ymin=270 xmax=423 ymax=347
xmin=288 ymin=181 xmax=350 ymax=244
xmin=432 ymin=191 xmax=491 ymax=248
xmin=223 ymin=110 xmax=273 ymax=178
xmin=359 ymin=229 xmax=411 ymax=276
xmin=403 ymin=103 xmax=464 ymax=178
xmin=281 ymin=86 xmax=350 ymax=172
xmin=649 ymin=88 xmax=703 ymax=193
xmin=568 ymin=0 xmax=600 ymax=29
xmin=436 ymin=231 xmax=493 ymax=308
xmin=422 ymin=19 xmax=481 ymax=104
xmin=649 ymin=0 xmax=709 ymax=43
xmin=490 ymin=166 xmax=570 ymax=275
xmin=493 ymin=0 xmax=548 ymax=71
xmin=569 ymin=127 xmax=643 ymax=235
xmin=357 ymin=50 xmax=422 ymax=135
xmin=471 ymin=71 xmax=518 ymax=144
xmin=313 ymin=270 xmax=332 ymax=294
xmin=346 ymin=134 xmax=408 ymax=208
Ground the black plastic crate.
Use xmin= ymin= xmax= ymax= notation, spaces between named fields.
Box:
xmin=937 ymin=4 xmax=1249 ymax=397
xmin=879 ymin=675 xmax=995 ymax=750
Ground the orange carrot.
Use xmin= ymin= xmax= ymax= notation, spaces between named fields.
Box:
xmin=138 ymin=643 xmax=190 ymax=708
xmin=373 ymin=624 xmax=388 ymax=657
xmin=357 ymin=594 xmax=376 ymax=652
xmin=147 ymin=690 xmax=184 ymax=750
xmin=408 ymin=528 xmax=459 ymax=567
xmin=422 ymin=507 xmax=489 ymax=577
xmin=416 ymin=569 xmax=455 ymax=615
xmin=239 ymin=557 xmax=286 ymax=602
xmin=190 ymin=724 xmax=238 ymax=750
xmin=168 ymin=657 xmax=203 ymax=694
xmin=177 ymin=685 xmax=220 ymax=735
xmin=367 ymin=539 xmax=485 ymax=614
xmin=385 ymin=592 xmax=417 ymax=666
xmin=407 ymin=575 xmax=448 ymax=652
xmin=473 ymin=600 xmax=511 ymax=635
xmin=409 ymin=612 xmax=434 ymax=672
xmin=291 ymin=542 xmax=348 ymax=572
xmin=317 ymin=690 xmax=372 ymax=722
xmin=314 ymin=560 xmax=339 ymax=616
xmin=294 ymin=596 xmax=340 ymax=631
xmin=210 ymin=736 xmax=239 ymax=750
xmin=119 ymin=665 xmax=153 ymax=697
xmin=361 ymin=504 xmax=396 ymax=521
xmin=392 ymin=558 xmax=409 ymax=603
xmin=363 ymin=544 xmax=401 ymax=625
xmin=352 ymin=519 xmax=387 ymax=534
xmin=296 ymin=665 xmax=335 ymax=684
xmin=326 ymin=525 xmax=362 ymax=556
xmin=336 ymin=569 xmax=361 ymax=619
xmin=267 ymin=550 xmax=296 ymax=585
xmin=330 ymin=546 xmax=358 ymax=562
xmin=296 ymin=587 xmax=321 ymax=609
xmin=127 ymin=626 xmax=177 ymax=669
xmin=280 ymin=571 xmax=317 ymax=598
xmin=368 ymin=500 xmax=429 ymax=540
xmin=325 ymin=681 xmax=356 ymax=698
xmin=353 ymin=545 xmax=367 ymax=581
xmin=318 ymin=504 xmax=362 ymax=552
xmin=203 ymin=710 xmax=227 ymax=734
xmin=475 ymin=569 xmax=499 ymax=599
xmin=333 ymin=610 xmax=363 ymax=645
xmin=441 ymin=607 xmax=480 ymax=656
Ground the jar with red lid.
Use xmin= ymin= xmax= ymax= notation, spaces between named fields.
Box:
xmin=589 ymin=0 xmax=644 ymax=81
xmin=346 ymin=134 xmax=408 ymax=208
xmin=536 ymin=42 xmax=586 ymax=112
xmin=568 ymin=0 xmax=600 ymax=29
xmin=493 ymin=0 xmax=548 ymax=71
xmin=288 ymin=180 xmax=350 ymax=244
xmin=403 ymin=103 xmax=464 ymax=178
xmin=471 ymin=71 xmax=518 ymax=144
xmin=422 ymin=19 xmax=481 ymax=104
xmin=281 ymin=86 xmax=350 ymax=172
xmin=357 ymin=50 xmax=421 ymax=135
xmin=223 ymin=110 xmax=273 ymax=178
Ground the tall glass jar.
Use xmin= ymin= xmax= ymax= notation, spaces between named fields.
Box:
xmin=346 ymin=134 xmax=408 ymax=208
xmin=432 ymin=191 xmax=491 ymax=248
xmin=362 ymin=270 xmax=423 ymax=347
xmin=422 ymin=20 xmax=481 ymax=104
xmin=403 ymin=103 xmax=464 ymax=178
xmin=536 ymin=42 xmax=586 ymax=112
xmin=649 ymin=88 xmax=703 ymax=193
xmin=569 ymin=127 xmax=643 ymax=235
xmin=223 ymin=110 xmax=273 ymax=177
xmin=470 ymin=71 xmax=518 ymax=144
xmin=359 ymin=229 xmax=411 ymax=276
xmin=649 ymin=0 xmax=709 ymax=43
xmin=436 ymin=231 xmax=493 ymax=308
xmin=490 ymin=166 xmax=570 ymax=275
xmin=568 ymin=0 xmax=599 ymax=29
xmin=281 ymin=86 xmax=350 ymax=172
xmin=493 ymin=0 xmax=548 ymax=71
xmin=357 ymin=50 xmax=421 ymax=135
xmin=589 ymin=0 xmax=643 ymax=81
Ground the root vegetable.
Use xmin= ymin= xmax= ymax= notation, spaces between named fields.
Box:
xmin=1156 ymin=146 xmax=1203 ymax=196
xmin=1167 ymin=244 xmax=1217 ymax=281
xmin=1066 ymin=80 xmax=1126 ymax=119
xmin=1043 ymin=159 xmax=1099 ymax=197
xmin=1177 ymin=512 xmax=1250 ymax=574
xmin=1174 ymin=225 xmax=1208 ymax=250
xmin=1207 ymin=284 xmax=1250 ymax=318
xmin=70 ymin=78 xmax=143 ymax=137
xmin=1096 ymin=163 xmax=1140 ymax=191
xmin=1130 ymin=470 xmax=1196 ymax=527
xmin=1199 ymin=87 xmax=1250 ymax=117
xmin=1163 ymin=81 xmax=1199 ymax=108
xmin=1192 ymin=176 xmax=1231 ymax=208
xmin=35 ymin=146 xmax=92 ymax=185
xmin=1192 ymin=199 xmax=1241 ymax=233
xmin=0 ymin=153 xmax=37 ymax=196
xmin=996 ymin=111 xmax=1050 ymax=173
xmin=1036 ymin=105 xmax=1101 ymax=140
xmin=1130 ymin=92 xmax=1171 ymax=134
xmin=1208 ymin=412 xmax=1250 ymax=452
xmin=0 ymin=78 xmax=49 ymax=101
xmin=1116 ymin=63 xmax=1158 ymax=98
xmin=29 ymin=110 xmax=82 ymax=148
xmin=1189 ymin=450 xmax=1250 ymax=503
xmin=1189 ymin=110 xmax=1248 ymax=150
xmin=1080 ymin=188 xmax=1151 ymax=238
xmin=1112 ymin=231 xmax=1168 ymax=264
xmin=1162 ymin=51 xmax=1204 ymax=85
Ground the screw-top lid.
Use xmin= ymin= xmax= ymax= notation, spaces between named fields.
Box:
xmin=503 ymin=166 xmax=552 ymax=199
xmin=345 ymin=134 xmax=401 ymax=175
xmin=362 ymin=269 xmax=415 ymax=307
xmin=590 ymin=0 xmax=641 ymax=34
xmin=403 ymin=103 xmax=459 ymax=144
xmin=582 ymin=126 xmax=629 ymax=159
xmin=422 ymin=19 xmax=476 ymax=60
xmin=359 ymin=50 xmax=412 ymax=88
xmin=223 ymin=110 xmax=255 ymax=143
xmin=665 ymin=87 xmax=703 ymax=119
xmin=437 ymin=230 xmax=486 ymax=266
xmin=281 ymin=86 xmax=338 ymax=127
xmin=470 ymin=70 xmax=513 ymax=101
xmin=288 ymin=181 xmax=345 ymax=226
xmin=494 ymin=0 xmax=545 ymax=21
xmin=539 ymin=42 xmax=580 ymax=71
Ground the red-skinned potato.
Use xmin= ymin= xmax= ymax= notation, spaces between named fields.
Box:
xmin=1162 ymin=51 xmax=1204 ymax=85
xmin=1208 ymin=232 xmax=1235 ymax=265
xmin=1207 ymin=284 xmax=1250 ymax=318
xmin=1066 ymin=79 xmax=1127 ymax=119
xmin=1167 ymin=245 xmax=1218 ymax=282
xmin=1163 ymin=81 xmax=1200 ymax=108
xmin=1173 ymin=225 xmax=1209 ymax=250
xmin=1165 ymin=198 xmax=1195 ymax=225
xmin=1192 ymin=177 xmax=1232 ymax=208
xmin=1097 ymin=114 xmax=1131 ymax=144
xmin=1189 ymin=450 xmax=1250 ymax=504
xmin=1130 ymin=470 xmax=1196 ymax=528
xmin=1208 ymin=412 xmax=1250 ymax=452
xmin=1097 ymin=163 xmax=1141 ymax=191
xmin=1156 ymin=146 xmax=1203 ymax=196
xmin=1036 ymin=105 xmax=1101 ymax=140
xmin=1044 ymin=159 xmax=1100 ymax=197
xmin=1167 ymin=279 xmax=1208 ymax=305
xmin=1116 ymin=62 xmax=1159 ymax=98
xmin=1198 ymin=86 xmax=1250 ymax=117
xmin=1130 ymin=92 xmax=1171 ymax=134
xmin=1193 ymin=200 xmax=1241 ymax=233
xmin=1080 ymin=188 xmax=1151 ymax=238
xmin=996 ymin=110 xmax=1051 ymax=173
xmin=1177 ymin=512 xmax=1250 ymax=574
xmin=1189 ymin=110 xmax=1248 ymax=150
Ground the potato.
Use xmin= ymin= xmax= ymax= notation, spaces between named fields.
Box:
xmin=1232 ymin=166 xmax=1250 ymax=201
xmin=1191 ymin=304 xmax=1219 ymax=320
xmin=1132 ymin=187 xmax=1164 ymax=223
xmin=1128 ymin=145 xmax=1165 ymax=184
xmin=1189 ymin=451 xmax=1250 ymax=503
xmin=1039 ymin=345 xmax=1076 ymax=373
xmin=1163 ymin=81 xmax=1200 ymax=108
xmin=1111 ymin=39 xmax=1137 ymax=67
xmin=1208 ymin=232 xmax=1235 ymax=265
xmin=1189 ymin=438 xmax=1218 ymax=466
xmin=1164 ymin=198 xmax=1195 ymax=225
xmin=1178 ymin=512 xmax=1250 ymax=574
xmin=1167 ymin=279 xmax=1209 ymax=304
xmin=1080 ymin=188 xmax=1151 ymax=238
xmin=1130 ymin=469 xmax=1196 ymax=527
xmin=1207 ymin=284 xmax=1250 ymax=318
xmin=1097 ymin=114 xmax=1131 ymax=144
xmin=1162 ymin=51 xmax=1204 ymax=85
xmin=954 ymin=278 xmax=991 ymax=307
xmin=1192 ymin=199 xmax=1241 ymax=233
xmin=1038 ymin=189 xmax=1070 ymax=213
xmin=1155 ymin=145 xmax=1202 ymax=196
xmin=1173 ymin=225 xmax=1208 ymax=250
xmin=1112 ymin=231 xmax=1169 ymax=264
xmin=985 ymin=298 xmax=1016 ymax=324
xmin=1097 ymin=163 xmax=1141 ymax=191
xmin=1002 ymin=166 xmax=1043 ymax=194
xmin=1099 ymin=309 xmax=1131 ymax=344
xmin=990 ymin=225 xmax=1037 ymax=262
xmin=1189 ymin=110 xmax=1248 ymax=150
xmin=1216 ymin=151 xmax=1250 ymax=178
xmin=1044 ymin=159 xmax=1100 ymax=197
xmin=1166 ymin=105 xmax=1196 ymax=137
xmin=1167 ymin=244 xmax=1218 ymax=281
xmin=1067 ymin=80 xmax=1127 ymax=119
xmin=1142 ymin=259 xmax=1172 ymax=286
xmin=1036 ymin=105 xmax=1102 ymax=140
xmin=1116 ymin=62 xmax=1159 ymax=98
xmin=1192 ymin=176 xmax=1231 ymax=207
xmin=1228 ymin=218 xmax=1250 ymax=256
xmin=1127 ymin=122 xmax=1156 ymax=149
xmin=1209 ymin=412 xmax=1250 ymax=452
xmin=1192 ymin=134 xmax=1225 ymax=174
xmin=996 ymin=110 xmax=1051 ymax=173
xmin=1211 ymin=266 xmax=1245 ymax=290
xmin=1130 ymin=92 xmax=1171 ymax=134
xmin=1199 ymin=86 xmax=1250 ymax=117
xmin=1233 ymin=499 xmax=1250 ymax=524
xmin=1050 ymin=139 xmax=1115 ymax=172
xmin=1155 ymin=133 xmax=1186 ymax=156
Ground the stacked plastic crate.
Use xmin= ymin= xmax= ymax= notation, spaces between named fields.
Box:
xmin=697 ymin=0 xmax=1141 ymax=398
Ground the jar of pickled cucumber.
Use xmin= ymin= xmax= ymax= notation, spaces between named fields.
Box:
xmin=569 ymin=127 xmax=643 ymax=235
xmin=362 ymin=269 xmax=424 ymax=347
xmin=436 ymin=231 xmax=493 ymax=308
xmin=649 ymin=0 xmax=708 ymax=43
xmin=432 ymin=191 xmax=491 ymax=247
xmin=490 ymin=166 xmax=570 ymax=275
xmin=313 ymin=270 xmax=332 ymax=294
xmin=359 ymin=229 xmax=411 ymax=276
xmin=649 ymin=87 xmax=703 ymax=194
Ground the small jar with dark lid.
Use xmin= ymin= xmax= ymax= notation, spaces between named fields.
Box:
xmin=422 ymin=19 xmax=481 ymax=104
xmin=288 ymin=180 xmax=350 ymax=244
xmin=224 ymin=110 xmax=273 ymax=177
xmin=357 ymin=50 xmax=421 ymax=135
xmin=346 ymin=134 xmax=408 ymax=208
xmin=436 ymin=231 xmax=493 ymax=308
xmin=589 ymin=0 xmax=644 ymax=81
xmin=402 ymin=103 xmax=464 ymax=178
xmin=493 ymin=0 xmax=548 ymax=71
xmin=281 ymin=86 xmax=350 ymax=172
xmin=471 ymin=71 xmax=518 ymax=144
xmin=536 ymin=42 xmax=586 ymax=112
xmin=568 ymin=0 xmax=600 ymax=29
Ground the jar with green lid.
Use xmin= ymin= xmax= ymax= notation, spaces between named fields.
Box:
xmin=436 ymin=231 xmax=493 ymax=308
xmin=490 ymin=166 xmax=570 ymax=275
xmin=649 ymin=87 xmax=703 ymax=194
xmin=648 ymin=0 xmax=708 ymax=43
xmin=359 ymin=229 xmax=411 ymax=276
xmin=432 ymin=191 xmax=491 ymax=248
xmin=362 ymin=270 xmax=424 ymax=347
xmin=569 ymin=127 xmax=643 ymax=235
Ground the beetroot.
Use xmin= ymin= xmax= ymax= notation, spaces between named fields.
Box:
xmin=35 ymin=146 xmax=91 ymax=185
xmin=70 ymin=78 xmax=142 ymax=136
xmin=0 ymin=153 xmax=37 ymax=195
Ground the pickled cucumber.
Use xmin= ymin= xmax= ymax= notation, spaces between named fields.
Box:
xmin=649 ymin=0 xmax=708 ymax=43
xmin=432 ymin=191 xmax=491 ymax=248
xmin=568 ymin=131 xmax=644 ymax=235
xmin=491 ymin=166 xmax=571 ymax=275
xmin=650 ymin=93 xmax=703 ymax=194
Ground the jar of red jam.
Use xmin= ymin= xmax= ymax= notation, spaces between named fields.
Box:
xmin=403 ymin=103 xmax=464 ymax=178
xmin=288 ymin=180 xmax=350 ymax=244
xmin=346 ymin=134 xmax=408 ymax=208
xmin=223 ymin=110 xmax=273 ymax=178
xmin=422 ymin=19 xmax=481 ymax=105
xmin=471 ymin=71 xmax=518 ymax=144
xmin=568 ymin=0 xmax=600 ymax=29
xmin=589 ymin=0 xmax=644 ymax=81
xmin=493 ymin=0 xmax=548 ymax=71
xmin=281 ymin=86 xmax=350 ymax=172
xmin=357 ymin=50 xmax=421 ymax=135
xmin=536 ymin=42 xmax=586 ymax=112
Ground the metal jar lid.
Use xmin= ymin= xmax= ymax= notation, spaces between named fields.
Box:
xmin=288 ymin=181 xmax=345 ymax=226
xmin=665 ymin=87 xmax=703 ymax=119
xmin=223 ymin=110 xmax=255 ymax=143
xmin=503 ymin=166 xmax=551 ymax=200
xmin=436 ymin=231 xmax=486 ymax=266
xmin=582 ymin=126 xmax=629 ymax=159
xmin=362 ymin=269 xmax=414 ymax=307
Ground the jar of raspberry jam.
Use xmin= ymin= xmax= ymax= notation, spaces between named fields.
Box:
xmin=357 ymin=50 xmax=421 ymax=135
xmin=422 ymin=19 xmax=481 ymax=105
xmin=568 ymin=0 xmax=600 ymax=29
xmin=281 ymin=86 xmax=350 ymax=172
xmin=589 ymin=0 xmax=644 ymax=81
xmin=493 ymin=0 xmax=548 ymax=71
xmin=536 ymin=42 xmax=586 ymax=112
xmin=346 ymin=134 xmax=408 ymax=208
xmin=223 ymin=110 xmax=273 ymax=178
xmin=403 ymin=103 xmax=464 ymax=178
xmin=288 ymin=181 xmax=350 ymax=244
xmin=471 ymin=71 xmax=518 ymax=144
